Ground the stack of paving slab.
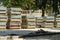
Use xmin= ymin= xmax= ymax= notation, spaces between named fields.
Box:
xmin=45 ymin=16 xmax=54 ymax=28
xmin=10 ymin=8 xmax=21 ymax=29
xmin=56 ymin=15 xmax=60 ymax=27
xmin=36 ymin=17 xmax=43 ymax=28
xmin=0 ymin=6 xmax=7 ymax=30
xmin=27 ymin=14 xmax=36 ymax=29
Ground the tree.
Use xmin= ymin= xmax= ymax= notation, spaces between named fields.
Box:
xmin=52 ymin=0 xmax=59 ymax=28
xmin=35 ymin=0 xmax=47 ymax=17
xmin=35 ymin=0 xmax=47 ymax=27
xmin=46 ymin=0 xmax=53 ymax=14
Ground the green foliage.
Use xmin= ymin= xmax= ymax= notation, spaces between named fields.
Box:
xmin=3 ymin=0 xmax=36 ymax=10
xmin=1 ymin=0 xmax=60 ymax=11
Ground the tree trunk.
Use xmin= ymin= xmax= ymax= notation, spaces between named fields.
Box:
xmin=41 ymin=8 xmax=45 ymax=28
xmin=54 ymin=12 xmax=57 ymax=28
xmin=6 ymin=7 xmax=11 ymax=29
xmin=42 ymin=8 xmax=45 ymax=17
xmin=52 ymin=0 xmax=58 ymax=28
